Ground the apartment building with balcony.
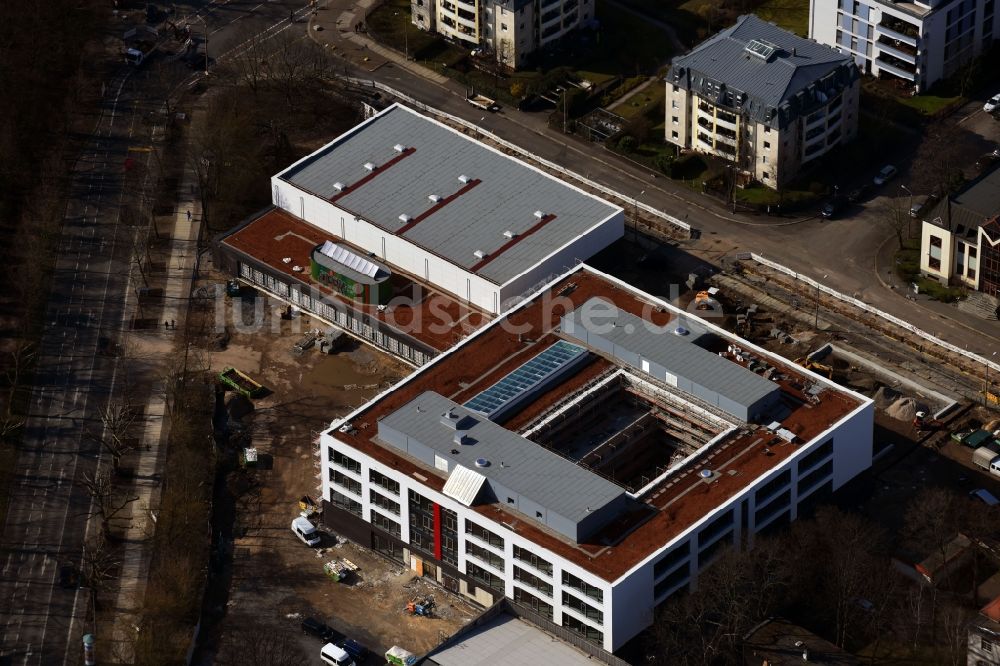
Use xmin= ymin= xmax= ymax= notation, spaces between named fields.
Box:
xmin=411 ymin=0 xmax=594 ymax=67
xmin=319 ymin=263 xmax=873 ymax=654
xmin=919 ymin=166 xmax=1000 ymax=297
xmin=809 ymin=0 xmax=1000 ymax=92
xmin=666 ymin=15 xmax=860 ymax=190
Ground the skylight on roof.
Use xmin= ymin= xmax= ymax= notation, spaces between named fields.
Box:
xmin=318 ymin=241 xmax=380 ymax=279
xmin=745 ymin=39 xmax=778 ymax=61
xmin=464 ymin=340 xmax=586 ymax=417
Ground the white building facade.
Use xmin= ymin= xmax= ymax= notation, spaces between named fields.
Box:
xmin=318 ymin=265 xmax=875 ymax=653
xmin=809 ymin=0 xmax=999 ymax=92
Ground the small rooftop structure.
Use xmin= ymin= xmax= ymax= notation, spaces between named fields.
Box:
xmin=312 ymin=241 xmax=391 ymax=285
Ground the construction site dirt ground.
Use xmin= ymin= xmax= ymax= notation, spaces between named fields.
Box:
xmin=189 ymin=272 xmax=479 ymax=663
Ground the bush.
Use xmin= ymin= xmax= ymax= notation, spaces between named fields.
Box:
xmin=618 ymin=135 xmax=637 ymax=153
xmin=653 ymin=153 xmax=674 ymax=174
xmin=670 ymin=153 xmax=707 ymax=180
xmin=510 ymin=82 xmax=525 ymax=99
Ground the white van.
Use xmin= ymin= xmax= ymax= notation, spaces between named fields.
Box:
xmin=291 ymin=516 xmax=321 ymax=546
xmin=320 ymin=643 xmax=355 ymax=666
xmin=970 ymin=488 xmax=1000 ymax=506
xmin=991 ymin=460 xmax=1000 ymax=478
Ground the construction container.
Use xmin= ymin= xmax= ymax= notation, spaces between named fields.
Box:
xmin=385 ymin=646 xmax=417 ymax=666
xmin=973 ymin=442 xmax=1000 ymax=470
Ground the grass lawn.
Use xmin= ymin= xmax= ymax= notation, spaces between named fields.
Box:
xmin=893 ymin=237 xmax=966 ymax=302
xmin=615 ymin=82 xmax=665 ymax=120
xmin=735 ymin=183 xmax=820 ymax=206
xmin=754 ymin=0 xmax=810 ymax=36
xmin=897 ymin=93 xmax=964 ymax=116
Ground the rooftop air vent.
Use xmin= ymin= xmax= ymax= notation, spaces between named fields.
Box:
xmin=673 ymin=326 xmax=690 ymax=336
xmin=475 ymin=457 xmax=490 ymax=468
xmin=458 ymin=174 xmax=471 ymax=184
xmin=503 ymin=230 xmax=515 ymax=239
xmin=393 ymin=143 xmax=406 ymax=153
xmin=399 ymin=213 xmax=412 ymax=224
xmin=363 ymin=161 xmax=376 ymax=172
xmin=473 ymin=249 xmax=487 ymax=260
xmin=440 ymin=409 xmax=460 ymax=429
xmin=534 ymin=210 xmax=546 ymax=219
xmin=333 ymin=182 xmax=345 ymax=192
xmin=700 ymin=469 xmax=713 ymax=479
xmin=428 ymin=194 xmax=443 ymax=203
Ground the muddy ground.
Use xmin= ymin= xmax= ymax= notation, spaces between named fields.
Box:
xmin=189 ymin=276 xmax=478 ymax=664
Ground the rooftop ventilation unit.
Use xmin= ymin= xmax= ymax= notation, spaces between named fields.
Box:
xmin=503 ymin=230 xmax=515 ymax=239
xmin=700 ymin=469 xmax=713 ymax=479
xmin=399 ymin=214 xmax=412 ymax=224
xmin=428 ymin=194 xmax=442 ymax=203
xmin=473 ymin=249 xmax=487 ymax=260
xmin=458 ymin=174 xmax=471 ymax=184
xmin=475 ymin=457 xmax=490 ymax=468
xmin=363 ymin=162 xmax=376 ymax=172
xmin=393 ymin=143 xmax=406 ymax=153
xmin=673 ymin=326 xmax=689 ymax=336
xmin=534 ymin=210 xmax=546 ymax=219
xmin=333 ymin=182 xmax=345 ymax=192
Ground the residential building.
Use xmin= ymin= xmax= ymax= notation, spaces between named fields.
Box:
xmin=743 ymin=617 xmax=860 ymax=665
xmin=411 ymin=0 xmax=595 ymax=68
xmin=319 ymin=264 xmax=874 ymax=653
xmin=665 ymin=15 xmax=860 ymax=190
xmin=215 ymin=104 xmax=622 ymax=364
xmin=809 ymin=0 xmax=1000 ymax=93
xmin=968 ymin=594 xmax=1000 ymax=666
xmin=919 ymin=166 xmax=1000 ymax=296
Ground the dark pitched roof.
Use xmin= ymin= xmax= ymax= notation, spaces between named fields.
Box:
xmin=742 ymin=618 xmax=859 ymax=666
xmin=925 ymin=166 xmax=1000 ymax=234
xmin=668 ymin=15 xmax=858 ymax=129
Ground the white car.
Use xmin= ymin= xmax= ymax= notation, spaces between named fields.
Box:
xmin=291 ymin=516 xmax=321 ymax=546
xmin=984 ymin=93 xmax=1000 ymax=113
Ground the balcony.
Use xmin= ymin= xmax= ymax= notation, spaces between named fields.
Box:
xmin=696 ymin=132 xmax=714 ymax=148
xmin=541 ymin=9 xmax=561 ymax=25
xmin=715 ymin=132 xmax=736 ymax=147
xmin=698 ymin=101 xmax=714 ymax=114
xmin=457 ymin=8 xmax=476 ymax=23
xmin=714 ymin=141 xmax=736 ymax=156
xmin=804 ymin=125 xmax=825 ymax=142
xmin=876 ymin=35 xmax=917 ymax=58
xmin=875 ymin=54 xmax=916 ymax=81
xmin=876 ymin=39 xmax=917 ymax=64
xmin=715 ymin=113 xmax=737 ymax=130
xmin=456 ymin=0 xmax=476 ymax=7
xmin=805 ymin=112 xmax=826 ymax=130
xmin=716 ymin=125 xmax=737 ymax=141
xmin=877 ymin=18 xmax=919 ymax=46
xmin=697 ymin=116 xmax=713 ymax=131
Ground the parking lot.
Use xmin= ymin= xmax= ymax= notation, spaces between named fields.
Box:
xmin=191 ymin=281 xmax=479 ymax=664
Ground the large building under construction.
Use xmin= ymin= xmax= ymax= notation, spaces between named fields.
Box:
xmin=319 ymin=264 xmax=874 ymax=653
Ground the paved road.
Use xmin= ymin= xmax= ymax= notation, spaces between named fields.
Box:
xmin=0 ymin=2 xmax=309 ymax=664
xmin=306 ymin=6 xmax=1000 ymax=359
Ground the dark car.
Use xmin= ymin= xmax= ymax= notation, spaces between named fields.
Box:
xmin=846 ymin=184 xmax=871 ymax=203
xmin=976 ymin=150 xmax=1000 ymax=173
xmin=820 ymin=196 xmax=846 ymax=219
xmin=59 ymin=564 xmax=79 ymax=589
xmin=301 ymin=617 xmax=344 ymax=644
xmin=909 ymin=193 xmax=939 ymax=218
xmin=338 ymin=638 xmax=370 ymax=662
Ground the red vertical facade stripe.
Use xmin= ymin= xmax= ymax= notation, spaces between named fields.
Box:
xmin=433 ymin=503 xmax=442 ymax=561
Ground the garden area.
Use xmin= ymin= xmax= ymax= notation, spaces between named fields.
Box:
xmin=614 ymin=0 xmax=810 ymax=47
xmin=894 ymin=237 xmax=967 ymax=302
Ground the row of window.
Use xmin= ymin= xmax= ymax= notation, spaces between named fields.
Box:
xmin=331 ymin=469 xmax=362 ymax=496
xmin=466 ymin=539 xmax=505 ymax=571
xmin=514 ymin=566 xmax=553 ymax=597
xmin=371 ymin=489 xmax=400 ymax=515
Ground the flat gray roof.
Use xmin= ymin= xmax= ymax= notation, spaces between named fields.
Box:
xmin=278 ymin=104 xmax=620 ymax=285
xmin=562 ymin=298 xmax=780 ymax=419
xmin=377 ymin=391 xmax=625 ymax=528
xmin=424 ymin=615 xmax=596 ymax=666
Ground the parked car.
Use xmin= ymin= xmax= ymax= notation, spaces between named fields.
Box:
xmin=976 ymin=149 xmax=1000 ymax=173
xmin=909 ymin=193 xmax=939 ymax=218
xmin=320 ymin=643 xmax=356 ymax=666
xmin=291 ymin=516 xmax=321 ymax=546
xmin=302 ymin=617 xmax=344 ymax=644
xmin=338 ymin=638 xmax=370 ymax=662
xmin=873 ymin=165 xmax=898 ymax=186
xmin=820 ymin=196 xmax=847 ymax=219
xmin=846 ymin=183 xmax=871 ymax=203
xmin=984 ymin=93 xmax=1000 ymax=113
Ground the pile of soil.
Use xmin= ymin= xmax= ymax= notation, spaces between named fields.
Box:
xmin=885 ymin=397 xmax=929 ymax=422
xmin=873 ymin=386 xmax=901 ymax=410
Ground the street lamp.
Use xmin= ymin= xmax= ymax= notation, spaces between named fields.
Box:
xmin=814 ymin=274 xmax=828 ymax=330
xmin=900 ymin=184 xmax=913 ymax=216
xmin=394 ymin=12 xmax=410 ymax=60
xmin=987 ymin=351 xmax=998 ymax=406
xmin=633 ymin=190 xmax=645 ymax=238
xmin=191 ymin=15 xmax=209 ymax=75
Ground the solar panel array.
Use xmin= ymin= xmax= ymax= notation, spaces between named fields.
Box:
xmin=465 ymin=340 xmax=586 ymax=417
xmin=319 ymin=240 xmax=380 ymax=279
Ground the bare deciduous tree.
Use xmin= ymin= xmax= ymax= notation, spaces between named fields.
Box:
xmin=878 ymin=195 xmax=913 ymax=250
xmin=87 ymin=398 xmax=138 ymax=472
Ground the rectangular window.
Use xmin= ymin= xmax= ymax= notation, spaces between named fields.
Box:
xmin=672 ymin=115 xmax=679 ymax=124
xmin=562 ymin=571 xmax=603 ymax=603
xmin=798 ymin=439 xmax=833 ymax=473
xmin=654 ymin=542 xmax=691 ymax=578
xmin=671 ymin=130 xmax=679 ymax=139
xmin=466 ymin=521 xmax=504 ymax=550
xmin=332 ymin=469 xmax=362 ymax=496
xmin=798 ymin=459 xmax=834 ymax=496
xmin=761 ymin=155 xmax=768 ymax=164
xmin=371 ymin=510 xmax=400 ymax=538
xmin=699 ymin=510 xmax=734 ymax=546
xmin=370 ymin=469 xmax=400 ymax=495
xmin=514 ymin=566 xmax=553 ymax=596
xmin=330 ymin=489 xmax=362 ymax=517
xmin=332 ymin=449 xmax=361 ymax=474
xmin=930 ymin=235 xmax=943 ymax=248
xmin=466 ymin=540 xmax=505 ymax=570
xmin=671 ymin=100 xmax=678 ymax=109
xmin=755 ymin=469 xmax=791 ymax=505
xmin=984 ymin=637 xmax=994 ymax=652
xmin=501 ymin=23 xmax=508 ymax=30
xmin=563 ymin=590 xmax=603 ymax=623
xmin=370 ymin=489 xmax=400 ymax=515
xmin=514 ymin=587 xmax=553 ymax=620
xmin=467 ymin=561 xmax=504 ymax=592
xmin=562 ymin=614 xmax=603 ymax=643
xmin=970 ymin=247 xmax=978 ymax=258
xmin=763 ymin=141 xmax=771 ymax=149
xmin=929 ymin=257 xmax=942 ymax=270
xmin=513 ymin=545 xmax=553 ymax=575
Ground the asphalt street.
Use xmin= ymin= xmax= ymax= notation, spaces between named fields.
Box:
xmin=0 ymin=2 xmax=309 ymax=664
